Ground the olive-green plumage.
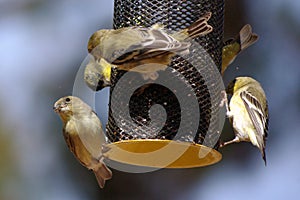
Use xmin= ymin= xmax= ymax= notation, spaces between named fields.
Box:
xmin=222 ymin=24 xmax=259 ymax=75
xmin=84 ymin=12 xmax=213 ymax=91
xmin=222 ymin=77 xmax=269 ymax=165
xmin=84 ymin=57 xmax=112 ymax=91
xmin=54 ymin=96 xmax=112 ymax=188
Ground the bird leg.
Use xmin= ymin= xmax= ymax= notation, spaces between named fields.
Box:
xmin=101 ymin=143 xmax=111 ymax=154
xmin=219 ymin=90 xmax=228 ymax=108
xmin=220 ymin=136 xmax=241 ymax=148
xmin=219 ymin=90 xmax=233 ymax=118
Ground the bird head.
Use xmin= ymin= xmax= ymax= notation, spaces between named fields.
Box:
xmin=84 ymin=58 xmax=112 ymax=91
xmin=226 ymin=76 xmax=258 ymax=94
xmin=87 ymin=30 xmax=110 ymax=53
xmin=53 ymin=96 xmax=84 ymax=122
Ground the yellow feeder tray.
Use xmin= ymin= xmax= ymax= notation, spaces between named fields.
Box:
xmin=103 ymin=139 xmax=222 ymax=168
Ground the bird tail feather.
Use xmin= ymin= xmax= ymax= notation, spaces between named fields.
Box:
xmin=174 ymin=12 xmax=213 ymax=40
xmin=239 ymin=24 xmax=259 ymax=50
xmin=93 ymin=162 xmax=112 ymax=188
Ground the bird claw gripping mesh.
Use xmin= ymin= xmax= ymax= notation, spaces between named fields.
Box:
xmin=107 ymin=0 xmax=225 ymax=150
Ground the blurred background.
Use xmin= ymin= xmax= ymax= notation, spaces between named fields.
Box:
xmin=0 ymin=0 xmax=300 ymax=199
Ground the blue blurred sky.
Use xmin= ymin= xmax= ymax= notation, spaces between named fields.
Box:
xmin=0 ymin=0 xmax=300 ymax=199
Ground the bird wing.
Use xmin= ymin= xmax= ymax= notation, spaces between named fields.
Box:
xmin=63 ymin=127 xmax=76 ymax=154
xmin=112 ymin=26 xmax=190 ymax=65
xmin=74 ymin=113 xmax=105 ymax=159
xmin=240 ymin=90 xmax=269 ymax=145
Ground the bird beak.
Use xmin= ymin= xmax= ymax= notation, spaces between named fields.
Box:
xmin=53 ymin=103 xmax=60 ymax=113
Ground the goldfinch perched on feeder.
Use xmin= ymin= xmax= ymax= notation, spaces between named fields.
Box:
xmin=53 ymin=96 xmax=112 ymax=188
xmin=220 ymin=77 xmax=269 ymax=165
xmin=84 ymin=56 xmax=112 ymax=91
xmin=222 ymin=24 xmax=259 ymax=75
xmin=84 ymin=12 xmax=213 ymax=91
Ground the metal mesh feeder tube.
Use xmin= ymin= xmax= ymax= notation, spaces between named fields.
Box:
xmin=104 ymin=0 xmax=225 ymax=169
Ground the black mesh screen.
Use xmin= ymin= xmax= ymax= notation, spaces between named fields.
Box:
xmin=107 ymin=0 xmax=224 ymax=149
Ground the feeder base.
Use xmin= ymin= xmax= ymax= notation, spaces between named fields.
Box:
xmin=103 ymin=139 xmax=221 ymax=169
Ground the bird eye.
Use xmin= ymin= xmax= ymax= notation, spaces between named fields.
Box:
xmin=65 ymin=97 xmax=71 ymax=102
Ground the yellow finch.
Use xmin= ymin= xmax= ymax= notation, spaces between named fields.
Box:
xmin=220 ymin=77 xmax=269 ymax=165
xmin=53 ymin=96 xmax=112 ymax=188
xmin=222 ymin=24 xmax=259 ymax=75
xmin=85 ymin=12 xmax=213 ymax=91
xmin=84 ymin=57 xmax=112 ymax=91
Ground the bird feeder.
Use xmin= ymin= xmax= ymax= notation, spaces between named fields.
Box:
xmin=103 ymin=0 xmax=225 ymax=169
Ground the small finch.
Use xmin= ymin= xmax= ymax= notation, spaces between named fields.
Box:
xmin=53 ymin=96 xmax=112 ymax=188
xmin=220 ymin=77 xmax=269 ymax=165
xmin=222 ymin=24 xmax=259 ymax=75
xmin=84 ymin=12 xmax=213 ymax=91
xmin=84 ymin=56 xmax=112 ymax=91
